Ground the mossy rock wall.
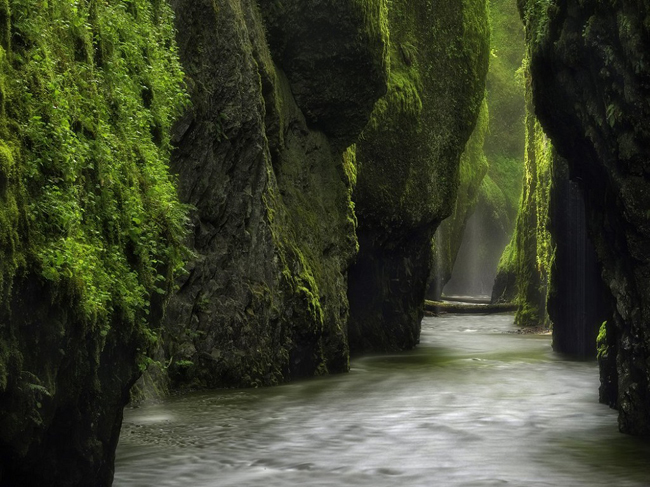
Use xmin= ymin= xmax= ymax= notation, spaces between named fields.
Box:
xmin=470 ymin=0 xmax=526 ymax=300
xmin=0 ymin=0 xmax=188 ymax=485
xmin=428 ymin=97 xmax=489 ymax=300
xmin=161 ymin=0 xmax=388 ymax=388
xmin=348 ymin=0 xmax=490 ymax=352
xmin=491 ymin=52 xmax=553 ymax=325
xmin=513 ymin=66 xmax=554 ymax=327
xmin=430 ymin=0 xmax=525 ymax=301
xmin=520 ymin=0 xmax=650 ymax=435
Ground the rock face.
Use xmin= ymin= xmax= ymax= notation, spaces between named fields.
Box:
xmin=348 ymin=0 xmax=490 ymax=352
xmin=428 ymin=100 xmax=489 ymax=301
xmin=0 ymin=1 xmax=187 ymax=485
xmin=439 ymin=0 xmax=525 ymax=301
xmin=520 ymin=0 xmax=650 ymax=435
xmin=547 ymin=158 xmax=612 ymax=358
xmin=491 ymin=57 xmax=553 ymax=325
xmin=162 ymin=0 xmax=388 ymax=388
xmin=514 ymin=82 xmax=554 ymax=327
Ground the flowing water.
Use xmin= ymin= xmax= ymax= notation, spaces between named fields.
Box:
xmin=114 ymin=314 xmax=650 ymax=487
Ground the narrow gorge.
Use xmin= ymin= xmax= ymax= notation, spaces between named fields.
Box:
xmin=1 ymin=0 xmax=649 ymax=485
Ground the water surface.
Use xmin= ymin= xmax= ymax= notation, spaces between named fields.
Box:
xmin=115 ymin=315 xmax=650 ymax=486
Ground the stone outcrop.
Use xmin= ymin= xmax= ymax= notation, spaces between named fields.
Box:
xmin=161 ymin=0 xmax=388 ymax=388
xmin=520 ymin=0 xmax=650 ymax=435
xmin=0 ymin=1 xmax=188 ymax=485
xmin=348 ymin=0 xmax=490 ymax=352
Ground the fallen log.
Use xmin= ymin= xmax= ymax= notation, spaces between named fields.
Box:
xmin=424 ymin=300 xmax=517 ymax=315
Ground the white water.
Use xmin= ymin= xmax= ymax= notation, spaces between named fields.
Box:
xmin=115 ymin=315 xmax=650 ymax=486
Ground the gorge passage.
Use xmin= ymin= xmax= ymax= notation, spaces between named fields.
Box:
xmin=1 ymin=0 xmax=650 ymax=486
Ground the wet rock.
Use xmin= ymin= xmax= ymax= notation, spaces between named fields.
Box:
xmin=348 ymin=0 xmax=490 ymax=352
xmin=161 ymin=0 xmax=388 ymax=387
xmin=547 ymin=158 xmax=613 ymax=359
xmin=0 ymin=1 xmax=187 ymax=484
xmin=521 ymin=0 xmax=650 ymax=435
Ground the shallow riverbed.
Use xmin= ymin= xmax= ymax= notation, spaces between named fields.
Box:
xmin=114 ymin=314 xmax=650 ymax=486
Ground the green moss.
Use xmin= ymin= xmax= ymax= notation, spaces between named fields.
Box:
xmin=597 ymin=320 xmax=608 ymax=359
xmin=0 ymin=138 xmax=23 ymax=301
xmin=479 ymin=0 xmax=526 ymax=262
xmin=479 ymin=174 xmax=507 ymax=223
xmin=510 ymin=50 xmax=554 ymax=327
xmin=517 ymin=0 xmax=555 ymax=47
xmin=485 ymin=0 xmax=526 ymax=161
xmin=356 ymin=0 xmax=490 ymax=229
xmin=432 ymin=95 xmax=490 ymax=287
xmin=483 ymin=156 xmax=524 ymax=225
xmin=349 ymin=0 xmax=490 ymax=351
xmin=496 ymin=238 xmax=516 ymax=274
xmin=0 ymin=0 xmax=188 ymax=344
xmin=357 ymin=0 xmax=390 ymax=65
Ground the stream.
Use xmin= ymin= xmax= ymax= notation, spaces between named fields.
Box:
xmin=114 ymin=314 xmax=650 ymax=486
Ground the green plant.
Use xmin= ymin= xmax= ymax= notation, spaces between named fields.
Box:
xmin=0 ymin=0 xmax=189 ymax=342
xmin=596 ymin=320 xmax=608 ymax=359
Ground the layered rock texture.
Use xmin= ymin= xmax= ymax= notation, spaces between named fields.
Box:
xmin=348 ymin=0 xmax=490 ymax=352
xmin=161 ymin=0 xmax=388 ymax=388
xmin=520 ymin=0 xmax=650 ymax=435
xmin=0 ymin=1 xmax=188 ymax=485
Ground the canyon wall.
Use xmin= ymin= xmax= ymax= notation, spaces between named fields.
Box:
xmin=0 ymin=1 xmax=188 ymax=484
xmin=520 ymin=0 xmax=650 ymax=434
xmin=161 ymin=0 xmax=388 ymax=388
xmin=432 ymin=0 xmax=525 ymax=301
xmin=348 ymin=0 xmax=490 ymax=352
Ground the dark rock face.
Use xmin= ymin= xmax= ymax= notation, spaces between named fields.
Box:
xmin=348 ymin=0 xmax=490 ymax=352
xmin=260 ymin=0 xmax=388 ymax=149
xmin=522 ymin=0 xmax=650 ymax=434
xmin=0 ymin=0 xmax=187 ymax=484
xmin=163 ymin=0 xmax=387 ymax=387
xmin=491 ymin=263 xmax=517 ymax=304
xmin=548 ymin=159 xmax=612 ymax=358
xmin=0 ymin=280 xmax=141 ymax=487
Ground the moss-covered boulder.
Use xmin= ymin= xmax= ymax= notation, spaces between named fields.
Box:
xmin=348 ymin=0 xmax=489 ymax=352
xmin=520 ymin=0 xmax=650 ymax=435
xmin=0 ymin=1 xmax=187 ymax=485
xmin=160 ymin=0 xmax=388 ymax=388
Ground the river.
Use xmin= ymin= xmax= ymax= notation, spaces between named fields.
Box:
xmin=114 ymin=314 xmax=650 ymax=486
